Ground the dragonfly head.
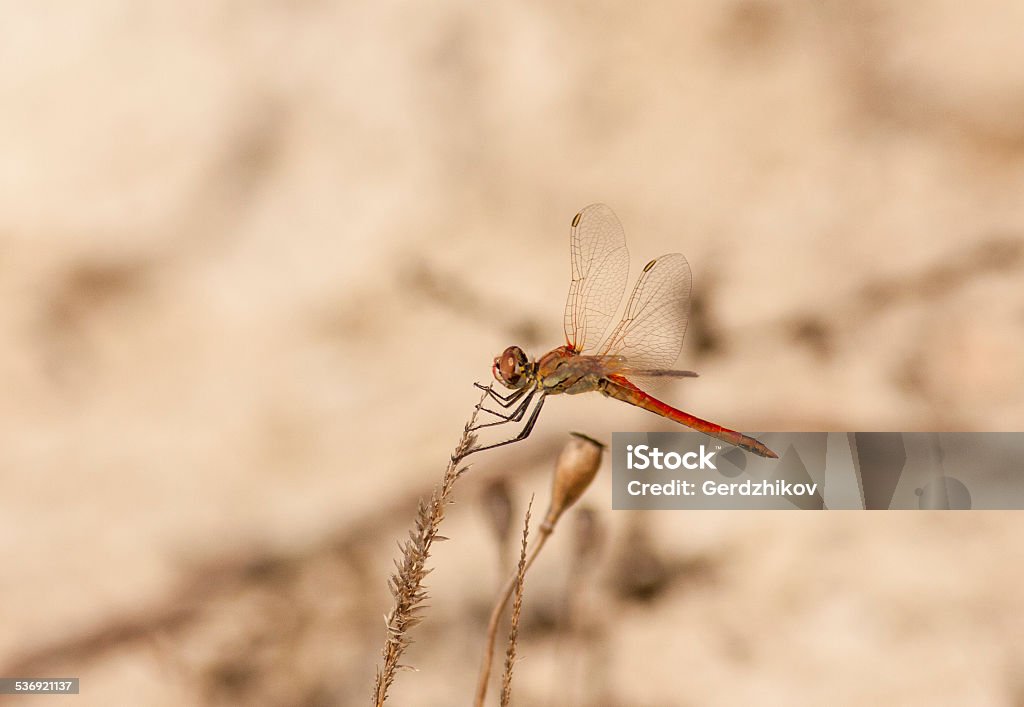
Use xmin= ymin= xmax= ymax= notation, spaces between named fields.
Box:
xmin=493 ymin=346 xmax=532 ymax=389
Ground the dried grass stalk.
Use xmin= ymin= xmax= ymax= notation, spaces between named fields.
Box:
xmin=500 ymin=497 xmax=532 ymax=707
xmin=372 ymin=400 xmax=483 ymax=707
xmin=475 ymin=432 xmax=605 ymax=707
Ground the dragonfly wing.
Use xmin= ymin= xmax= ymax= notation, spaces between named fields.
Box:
xmin=596 ymin=253 xmax=692 ymax=371
xmin=563 ymin=204 xmax=630 ymax=354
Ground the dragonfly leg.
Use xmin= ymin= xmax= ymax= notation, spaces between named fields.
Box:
xmin=473 ymin=382 xmax=526 ymax=407
xmin=469 ymin=389 xmax=535 ymax=430
xmin=465 ymin=393 xmax=547 ymax=456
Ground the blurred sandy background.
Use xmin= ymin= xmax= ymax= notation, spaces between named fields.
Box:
xmin=2 ymin=1 xmax=1024 ymax=705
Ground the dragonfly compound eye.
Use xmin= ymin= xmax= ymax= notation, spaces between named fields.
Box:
xmin=494 ymin=346 xmax=528 ymax=388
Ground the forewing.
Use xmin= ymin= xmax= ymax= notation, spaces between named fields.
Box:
xmin=596 ymin=253 xmax=692 ymax=371
xmin=563 ymin=204 xmax=630 ymax=354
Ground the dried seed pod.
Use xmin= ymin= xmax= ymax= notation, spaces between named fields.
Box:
xmin=542 ymin=432 xmax=605 ymax=532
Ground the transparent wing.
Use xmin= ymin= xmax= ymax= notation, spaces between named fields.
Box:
xmin=596 ymin=253 xmax=692 ymax=371
xmin=563 ymin=204 xmax=630 ymax=354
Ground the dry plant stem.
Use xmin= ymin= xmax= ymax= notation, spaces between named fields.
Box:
xmin=501 ymin=497 xmax=533 ymax=707
xmin=372 ymin=394 xmax=486 ymax=707
xmin=476 ymin=432 xmax=604 ymax=707
xmin=474 ymin=523 xmax=552 ymax=707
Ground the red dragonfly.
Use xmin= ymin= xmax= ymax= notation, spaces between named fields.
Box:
xmin=470 ymin=204 xmax=776 ymax=458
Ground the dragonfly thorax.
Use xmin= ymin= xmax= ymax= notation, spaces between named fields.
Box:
xmin=493 ymin=345 xmax=533 ymax=390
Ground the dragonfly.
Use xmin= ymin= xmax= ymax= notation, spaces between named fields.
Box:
xmin=469 ymin=204 xmax=777 ymax=459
